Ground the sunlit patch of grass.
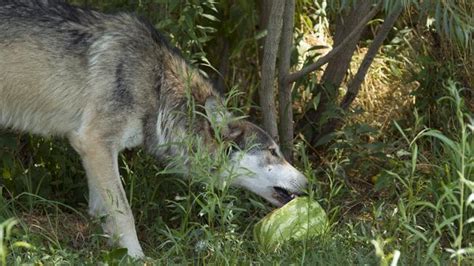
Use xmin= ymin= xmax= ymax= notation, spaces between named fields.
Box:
xmin=348 ymin=30 xmax=418 ymax=131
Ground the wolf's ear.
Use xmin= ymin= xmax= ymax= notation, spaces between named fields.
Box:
xmin=204 ymin=96 xmax=228 ymax=124
xmin=224 ymin=122 xmax=244 ymax=142
xmin=204 ymin=97 xmax=243 ymax=141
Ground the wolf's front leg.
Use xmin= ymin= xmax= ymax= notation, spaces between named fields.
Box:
xmin=69 ymin=135 xmax=144 ymax=258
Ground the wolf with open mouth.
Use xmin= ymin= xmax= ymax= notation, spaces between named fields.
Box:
xmin=0 ymin=0 xmax=308 ymax=257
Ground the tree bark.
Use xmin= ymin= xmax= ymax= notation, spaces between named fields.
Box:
xmin=257 ymin=0 xmax=272 ymax=64
xmin=278 ymin=0 xmax=295 ymax=160
xmin=321 ymin=1 xmax=374 ymax=88
xmin=258 ymin=0 xmax=272 ymax=37
xmin=260 ymin=0 xmax=285 ymax=141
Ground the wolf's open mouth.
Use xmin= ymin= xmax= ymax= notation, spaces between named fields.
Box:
xmin=273 ymin=186 xmax=298 ymax=205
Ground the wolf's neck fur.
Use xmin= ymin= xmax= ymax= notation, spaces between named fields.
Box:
xmin=143 ymin=54 xmax=219 ymax=164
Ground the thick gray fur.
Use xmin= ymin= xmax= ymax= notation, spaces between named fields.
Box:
xmin=0 ymin=0 xmax=307 ymax=257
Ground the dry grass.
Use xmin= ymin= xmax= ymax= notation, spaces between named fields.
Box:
xmin=347 ymin=46 xmax=417 ymax=132
xmin=20 ymin=209 xmax=94 ymax=250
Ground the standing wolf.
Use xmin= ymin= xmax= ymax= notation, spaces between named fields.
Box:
xmin=0 ymin=0 xmax=307 ymax=257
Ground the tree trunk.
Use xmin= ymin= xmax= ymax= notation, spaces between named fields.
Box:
xmin=318 ymin=3 xmax=404 ymax=139
xmin=313 ymin=0 xmax=374 ymax=130
xmin=278 ymin=0 xmax=295 ymax=160
xmin=257 ymin=0 xmax=272 ymax=64
xmin=340 ymin=3 xmax=404 ymax=110
xmin=295 ymin=1 xmax=379 ymax=145
xmin=321 ymin=1 xmax=373 ymax=88
xmin=215 ymin=38 xmax=229 ymax=94
xmin=259 ymin=0 xmax=285 ymax=141
xmin=258 ymin=0 xmax=272 ymax=37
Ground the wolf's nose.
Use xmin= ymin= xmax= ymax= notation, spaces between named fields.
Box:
xmin=298 ymin=175 xmax=309 ymax=194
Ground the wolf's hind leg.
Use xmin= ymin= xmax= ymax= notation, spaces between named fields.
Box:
xmin=69 ymin=133 xmax=144 ymax=258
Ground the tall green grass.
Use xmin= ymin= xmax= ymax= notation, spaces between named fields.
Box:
xmin=387 ymin=80 xmax=474 ymax=265
xmin=1 ymin=85 xmax=471 ymax=264
xmin=0 ymin=86 xmax=472 ymax=265
xmin=416 ymin=81 xmax=474 ymax=264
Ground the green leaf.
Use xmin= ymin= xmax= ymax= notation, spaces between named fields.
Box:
xmin=421 ymin=130 xmax=458 ymax=154
xmin=103 ymin=247 xmax=128 ymax=262
xmin=315 ymin=132 xmax=337 ymax=147
xmin=402 ymin=223 xmax=428 ymax=242
xmin=426 ymin=237 xmax=440 ymax=264
xmin=254 ymin=30 xmax=267 ymax=40
xmin=312 ymin=93 xmax=321 ymax=111
xmin=12 ymin=241 xmax=32 ymax=249
xmin=200 ymin=13 xmax=220 ymax=22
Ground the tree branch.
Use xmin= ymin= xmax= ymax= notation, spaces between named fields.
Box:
xmin=340 ymin=3 xmax=404 ymax=110
xmin=286 ymin=2 xmax=382 ymax=84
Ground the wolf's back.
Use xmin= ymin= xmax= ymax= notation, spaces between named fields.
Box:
xmin=0 ymin=1 xmax=161 ymax=135
xmin=0 ymin=1 xmax=215 ymax=138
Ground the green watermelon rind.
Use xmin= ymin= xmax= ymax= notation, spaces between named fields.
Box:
xmin=254 ymin=197 xmax=328 ymax=251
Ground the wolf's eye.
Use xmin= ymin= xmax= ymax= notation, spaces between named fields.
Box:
xmin=268 ymin=148 xmax=278 ymax=157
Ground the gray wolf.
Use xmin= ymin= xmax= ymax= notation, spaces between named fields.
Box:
xmin=0 ymin=0 xmax=308 ymax=257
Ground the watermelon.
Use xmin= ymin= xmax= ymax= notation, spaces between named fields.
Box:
xmin=254 ymin=197 xmax=328 ymax=251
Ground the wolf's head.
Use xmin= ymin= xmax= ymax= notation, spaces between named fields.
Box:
xmin=205 ymin=98 xmax=308 ymax=206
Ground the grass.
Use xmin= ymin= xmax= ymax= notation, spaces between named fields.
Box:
xmin=1 ymin=1 xmax=473 ymax=264
xmin=0 ymin=82 xmax=472 ymax=265
xmin=0 ymin=108 xmax=375 ymax=264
